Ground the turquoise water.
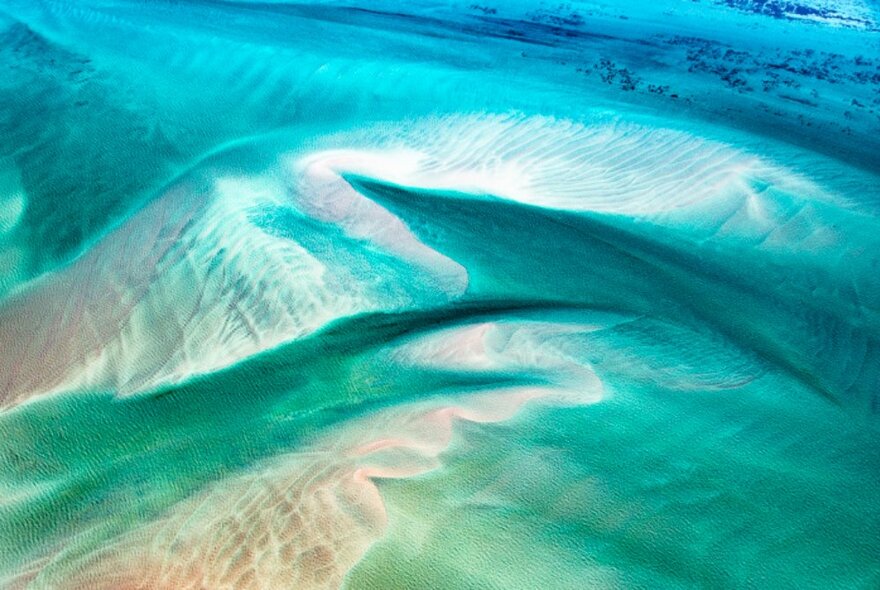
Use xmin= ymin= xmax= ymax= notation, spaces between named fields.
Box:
xmin=0 ymin=1 xmax=878 ymax=588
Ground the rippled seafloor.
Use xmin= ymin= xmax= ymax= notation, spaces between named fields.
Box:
xmin=1 ymin=1 xmax=879 ymax=588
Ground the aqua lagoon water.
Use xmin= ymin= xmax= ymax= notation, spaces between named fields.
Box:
xmin=0 ymin=1 xmax=878 ymax=588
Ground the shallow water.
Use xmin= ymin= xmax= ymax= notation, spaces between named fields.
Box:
xmin=0 ymin=1 xmax=878 ymax=588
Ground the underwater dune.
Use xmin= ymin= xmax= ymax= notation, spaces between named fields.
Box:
xmin=0 ymin=1 xmax=879 ymax=589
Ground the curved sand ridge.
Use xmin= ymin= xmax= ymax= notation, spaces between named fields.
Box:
xmin=295 ymin=113 xmax=880 ymax=288
xmin=10 ymin=319 xmax=605 ymax=589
